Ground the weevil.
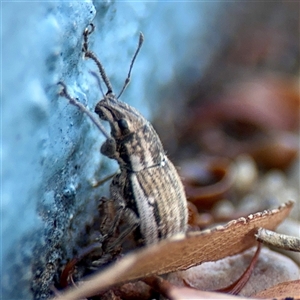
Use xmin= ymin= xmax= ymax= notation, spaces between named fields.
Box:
xmin=58 ymin=24 xmax=188 ymax=250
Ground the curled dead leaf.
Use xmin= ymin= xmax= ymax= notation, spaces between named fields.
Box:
xmin=54 ymin=201 xmax=293 ymax=300
xmin=181 ymin=157 xmax=235 ymax=209
xmin=168 ymin=246 xmax=299 ymax=297
xmin=145 ymin=275 xmax=300 ymax=300
xmin=165 ymin=280 xmax=300 ymax=300
xmin=180 ymin=75 xmax=299 ymax=169
xmin=256 ymin=228 xmax=300 ymax=252
xmin=253 ymin=279 xmax=300 ymax=299
xmin=143 ymin=276 xmax=258 ymax=300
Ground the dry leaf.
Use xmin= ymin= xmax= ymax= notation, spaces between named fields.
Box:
xmin=166 ymin=287 xmax=257 ymax=300
xmin=112 ymin=281 xmax=153 ymax=300
xmin=255 ymin=228 xmax=300 ymax=252
xmin=276 ymin=218 xmax=300 ymax=264
xmin=165 ymin=281 xmax=300 ymax=300
xmin=143 ymin=276 xmax=258 ymax=300
xmin=179 ymin=75 xmax=299 ymax=169
xmin=253 ymin=279 xmax=300 ymax=299
xmin=55 ymin=201 xmax=293 ymax=300
xmin=181 ymin=157 xmax=235 ymax=209
xmin=168 ymin=246 xmax=299 ymax=297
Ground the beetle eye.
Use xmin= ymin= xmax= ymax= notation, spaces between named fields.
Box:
xmin=118 ymin=118 xmax=129 ymax=132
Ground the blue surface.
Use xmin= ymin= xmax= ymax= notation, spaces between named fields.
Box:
xmin=1 ymin=2 xmax=222 ymax=298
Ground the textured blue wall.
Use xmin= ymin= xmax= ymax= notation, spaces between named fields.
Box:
xmin=1 ymin=2 xmax=222 ymax=298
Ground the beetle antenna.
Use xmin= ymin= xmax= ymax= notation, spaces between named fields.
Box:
xmin=83 ymin=24 xmax=113 ymax=95
xmin=117 ymin=32 xmax=144 ymax=99
xmin=58 ymin=81 xmax=110 ymax=139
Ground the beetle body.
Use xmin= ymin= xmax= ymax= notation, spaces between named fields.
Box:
xmin=96 ymin=95 xmax=188 ymax=245
xmin=59 ymin=24 xmax=188 ymax=248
